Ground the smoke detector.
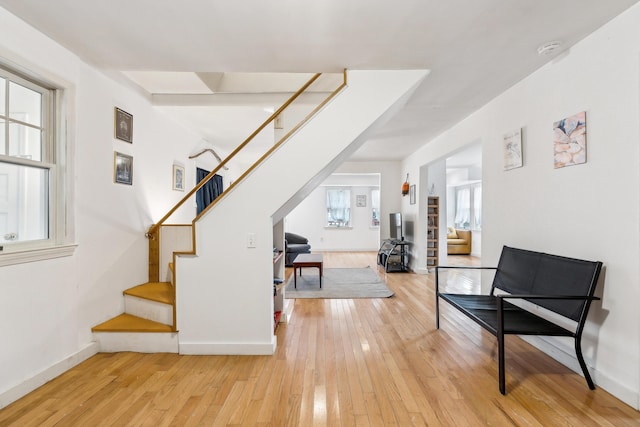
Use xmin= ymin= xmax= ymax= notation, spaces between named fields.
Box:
xmin=537 ymin=41 xmax=561 ymax=56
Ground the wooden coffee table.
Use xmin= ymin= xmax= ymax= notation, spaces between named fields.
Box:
xmin=292 ymin=253 xmax=324 ymax=288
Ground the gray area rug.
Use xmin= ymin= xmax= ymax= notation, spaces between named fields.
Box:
xmin=285 ymin=267 xmax=394 ymax=299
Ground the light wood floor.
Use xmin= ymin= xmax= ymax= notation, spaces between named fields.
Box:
xmin=2 ymin=252 xmax=639 ymax=426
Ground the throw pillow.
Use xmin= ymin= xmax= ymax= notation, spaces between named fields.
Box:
xmin=447 ymin=227 xmax=458 ymax=239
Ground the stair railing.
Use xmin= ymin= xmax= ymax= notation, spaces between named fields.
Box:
xmin=146 ymin=70 xmax=347 ymax=282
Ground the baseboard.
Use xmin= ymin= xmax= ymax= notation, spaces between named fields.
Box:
xmin=93 ymin=331 xmax=179 ymax=353
xmin=521 ymin=336 xmax=639 ymax=410
xmin=179 ymin=337 xmax=277 ymax=355
xmin=0 ymin=341 xmax=98 ymax=409
xmin=412 ymin=267 xmax=429 ymax=275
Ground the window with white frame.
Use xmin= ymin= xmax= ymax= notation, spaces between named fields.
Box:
xmin=454 ymin=182 xmax=482 ymax=230
xmin=0 ymin=65 xmax=63 ymax=255
xmin=473 ymin=185 xmax=482 ymax=229
xmin=326 ymin=188 xmax=351 ymax=227
xmin=370 ymin=188 xmax=380 ymax=227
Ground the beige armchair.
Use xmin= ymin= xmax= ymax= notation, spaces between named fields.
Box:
xmin=447 ymin=228 xmax=472 ymax=255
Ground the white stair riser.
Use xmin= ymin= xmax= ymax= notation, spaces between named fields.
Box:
xmin=124 ymin=295 xmax=173 ymax=326
xmin=93 ymin=331 xmax=179 ymax=353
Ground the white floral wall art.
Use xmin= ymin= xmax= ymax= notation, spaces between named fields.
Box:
xmin=503 ymin=128 xmax=523 ymax=171
xmin=553 ymin=111 xmax=587 ymax=169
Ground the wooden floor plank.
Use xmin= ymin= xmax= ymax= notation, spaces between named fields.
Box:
xmin=1 ymin=251 xmax=639 ymax=426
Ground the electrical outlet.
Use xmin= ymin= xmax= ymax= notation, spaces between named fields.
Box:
xmin=247 ymin=233 xmax=256 ymax=248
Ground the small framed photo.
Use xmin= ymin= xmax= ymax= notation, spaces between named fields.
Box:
xmin=114 ymin=107 xmax=133 ymax=143
xmin=356 ymin=194 xmax=366 ymax=207
xmin=114 ymin=151 xmax=133 ymax=185
xmin=409 ymin=185 xmax=416 ymax=205
xmin=173 ymin=164 xmax=185 ymax=191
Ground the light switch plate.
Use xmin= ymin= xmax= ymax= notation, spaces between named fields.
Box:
xmin=247 ymin=233 xmax=256 ymax=248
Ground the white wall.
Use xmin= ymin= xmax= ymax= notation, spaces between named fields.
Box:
xmin=397 ymin=157 xmax=448 ymax=273
xmin=0 ymin=8 xmax=226 ymax=407
xmin=405 ymin=4 xmax=640 ymax=408
xmin=176 ymin=70 xmax=427 ymax=355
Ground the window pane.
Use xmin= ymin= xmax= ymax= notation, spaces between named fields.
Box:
xmin=0 ymin=162 xmax=49 ymax=243
xmin=8 ymin=122 xmax=42 ymax=161
xmin=0 ymin=77 xmax=5 ymax=116
xmin=326 ymin=189 xmax=351 ymax=227
xmin=0 ymin=120 xmax=5 ymax=155
xmin=371 ymin=189 xmax=380 ymax=227
xmin=9 ymin=81 xmax=42 ymax=126
xmin=454 ymin=187 xmax=471 ymax=229
xmin=474 ymin=185 xmax=482 ymax=230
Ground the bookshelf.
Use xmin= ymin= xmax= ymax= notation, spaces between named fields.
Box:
xmin=427 ymin=196 xmax=439 ymax=269
xmin=273 ymin=220 xmax=285 ymax=332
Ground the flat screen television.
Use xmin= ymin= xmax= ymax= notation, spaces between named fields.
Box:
xmin=389 ymin=212 xmax=403 ymax=241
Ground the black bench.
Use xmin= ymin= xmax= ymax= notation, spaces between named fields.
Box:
xmin=435 ymin=246 xmax=602 ymax=394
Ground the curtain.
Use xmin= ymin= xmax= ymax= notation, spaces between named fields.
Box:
xmin=454 ymin=187 xmax=471 ymax=228
xmin=196 ymin=168 xmax=224 ymax=215
xmin=371 ymin=189 xmax=380 ymax=226
xmin=326 ymin=189 xmax=351 ymax=226
xmin=473 ymin=185 xmax=482 ymax=229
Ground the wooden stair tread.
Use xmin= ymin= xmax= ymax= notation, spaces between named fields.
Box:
xmin=92 ymin=313 xmax=173 ymax=333
xmin=124 ymin=282 xmax=173 ymax=305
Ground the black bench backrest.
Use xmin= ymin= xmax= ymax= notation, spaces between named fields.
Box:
xmin=491 ymin=246 xmax=602 ymax=322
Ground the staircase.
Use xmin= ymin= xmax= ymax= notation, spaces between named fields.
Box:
xmin=91 ymin=69 xmax=429 ymax=355
xmin=92 ymin=271 xmax=178 ymax=352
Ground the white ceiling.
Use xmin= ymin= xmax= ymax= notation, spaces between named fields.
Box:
xmin=1 ymin=0 xmax=636 ymax=161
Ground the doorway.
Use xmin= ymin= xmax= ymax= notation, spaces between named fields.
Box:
xmin=445 ymin=143 xmax=482 ymax=258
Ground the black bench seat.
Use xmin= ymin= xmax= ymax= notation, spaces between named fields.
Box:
xmin=438 ymin=294 xmax=575 ymax=336
xmin=436 ymin=246 xmax=603 ymax=394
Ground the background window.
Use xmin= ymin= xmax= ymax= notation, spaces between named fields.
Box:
xmin=454 ymin=183 xmax=482 ymax=230
xmin=370 ymin=188 xmax=380 ymax=227
xmin=326 ymin=189 xmax=351 ymax=227
xmin=473 ymin=185 xmax=482 ymax=229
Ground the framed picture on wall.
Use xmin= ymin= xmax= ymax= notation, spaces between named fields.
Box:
xmin=173 ymin=164 xmax=185 ymax=191
xmin=356 ymin=194 xmax=366 ymax=207
xmin=114 ymin=151 xmax=133 ymax=185
xmin=553 ymin=111 xmax=586 ymax=169
xmin=409 ymin=185 xmax=416 ymax=205
xmin=503 ymin=128 xmax=523 ymax=171
xmin=114 ymin=107 xmax=133 ymax=143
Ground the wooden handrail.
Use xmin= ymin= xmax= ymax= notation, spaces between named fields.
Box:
xmin=191 ymin=70 xmax=348 ymax=223
xmin=147 ymin=71 xmax=347 ymax=283
xmin=146 ymin=72 xmax=323 ymax=238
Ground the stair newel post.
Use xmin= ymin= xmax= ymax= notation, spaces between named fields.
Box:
xmin=146 ymin=226 xmax=160 ymax=282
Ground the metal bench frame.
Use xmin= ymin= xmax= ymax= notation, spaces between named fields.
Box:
xmin=436 ymin=246 xmax=603 ymax=394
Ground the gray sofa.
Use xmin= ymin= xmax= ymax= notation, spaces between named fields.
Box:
xmin=285 ymin=232 xmax=311 ymax=266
